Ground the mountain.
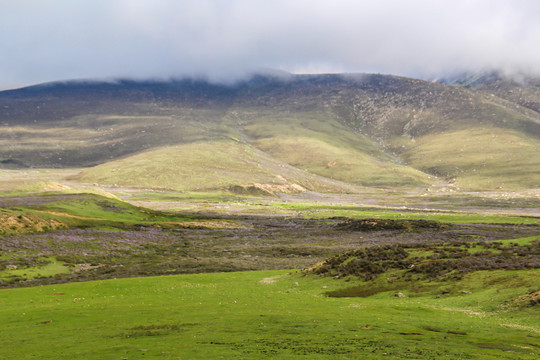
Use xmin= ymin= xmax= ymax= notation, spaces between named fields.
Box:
xmin=442 ymin=71 xmax=540 ymax=124
xmin=0 ymin=73 xmax=539 ymax=192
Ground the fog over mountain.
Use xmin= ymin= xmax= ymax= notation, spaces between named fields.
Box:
xmin=2 ymin=0 xmax=540 ymax=90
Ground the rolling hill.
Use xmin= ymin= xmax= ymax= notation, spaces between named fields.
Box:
xmin=0 ymin=73 xmax=539 ymax=192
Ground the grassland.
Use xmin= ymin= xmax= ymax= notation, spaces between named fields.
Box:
xmin=0 ymin=268 xmax=538 ymax=359
xmin=274 ymin=202 xmax=540 ymax=224
xmin=0 ymin=182 xmax=538 ymax=359
xmin=239 ymin=110 xmax=434 ymax=187
xmin=26 ymin=112 xmax=540 ymax=192
xmin=73 ymin=109 xmax=438 ymax=192
xmin=74 ymin=138 xmax=376 ymax=194
xmin=74 ymin=141 xmax=281 ymax=191
xmin=401 ymin=127 xmax=540 ymax=190
xmin=0 ymin=108 xmax=229 ymax=168
xmin=0 ymin=193 xmax=201 ymax=233
xmin=254 ymin=135 xmax=431 ymax=186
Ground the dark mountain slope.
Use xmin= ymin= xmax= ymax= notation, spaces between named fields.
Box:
xmin=231 ymin=74 xmax=540 ymax=139
xmin=443 ymin=72 xmax=540 ymax=113
xmin=0 ymin=73 xmax=538 ymax=191
xmin=0 ymin=80 xmax=237 ymax=167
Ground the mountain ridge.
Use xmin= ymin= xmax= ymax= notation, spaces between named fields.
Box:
xmin=1 ymin=73 xmax=538 ymax=191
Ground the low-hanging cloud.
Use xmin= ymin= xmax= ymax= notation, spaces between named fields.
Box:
xmin=1 ymin=0 xmax=540 ymax=89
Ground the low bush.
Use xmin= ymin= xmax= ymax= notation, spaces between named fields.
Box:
xmin=311 ymin=240 xmax=540 ymax=281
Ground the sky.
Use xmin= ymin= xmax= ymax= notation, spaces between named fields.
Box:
xmin=1 ymin=0 xmax=540 ymax=90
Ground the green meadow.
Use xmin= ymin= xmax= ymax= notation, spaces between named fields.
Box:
xmin=0 ymin=190 xmax=538 ymax=359
xmin=0 ymin=269 xmax=538 ymax=359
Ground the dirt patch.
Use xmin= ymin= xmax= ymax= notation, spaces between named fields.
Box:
xmin=228 ymin=183 xmax=306 ymax=196
xmin=438 ymin=307 xmax=487 ymax=318
xmin=326 ymin=160 xmax=339 ymax=168
xmin=74 ymin=263 xmax=104 ymax=272
xmin=259 ymin=275 xmax=285 ymax=284
xmin=40 ymin=182 xmax=71 ymax=191
xmin=33 ymin=210 xmax=105 ymax=221
xmin=304 ymin=261 xmax=326 ymax=272
xmin=0 ymin=211 xmax=67 ymax=234
xmin=513 ymin=289 xmax=540 ymax=307
xmin=500 ymin=323 xmax=540 ymax=334
xmin=161 ymin=220 xmax=244 ymax=229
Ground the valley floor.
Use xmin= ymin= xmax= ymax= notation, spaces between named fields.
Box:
xmin=0 ymin=173 xmax=539 ymax=359
xmin=1 ymin=194 xmax=538 ymax=288
xmin=0 ymin=269 xmax=538 ymax=359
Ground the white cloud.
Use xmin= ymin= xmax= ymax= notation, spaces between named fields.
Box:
xmin=1 ymin=0 xmax=540 ymax=89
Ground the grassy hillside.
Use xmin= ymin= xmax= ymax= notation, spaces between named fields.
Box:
xmin=75 ymin=108 xmax=436 ymax=191
xmin=75 ymin=141 xmax=276 ymax=191
xmin=240 ymin=110 xmax=434 ymax=187
xmin=1 ymin=73 xmax=539 ymax=192
xmin=73 ymin=140 xmax=367 ymax=193
xmin=2 ymin=73 xmax=540 ymax=359
xmin=0 ymin=110 xmax=228 ymax=168
xmin=400 ymin=127 xmax=540 ymax=189
xmin=255 ymin=136 xmax=431 ymax=186
xmin=0 ymin=192 xmax=202 ymax=235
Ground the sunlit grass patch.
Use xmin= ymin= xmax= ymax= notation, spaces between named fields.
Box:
xmin=0 ymin=257 xmax=69 ymax=282
xmin=273 ymin=202 xmax=540 ymax=224
xmin=402 ymin=127 xmax=540 ymax=190
xmin=0 ymin=269 xmax=538 ymax=359
xmin=254 ymin=135 xmax=432 ymax=187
